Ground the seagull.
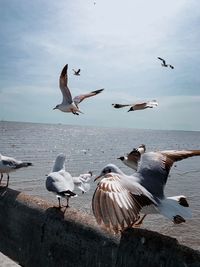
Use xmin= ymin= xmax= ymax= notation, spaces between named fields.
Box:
xmin=53 ymin=64 xmax=104 ymax=115
xmin=92 ymin=149 xmax=200 ymax=233
xmin=0 ymin=153 xmax=32 ymax=186
xmin=157 ymin=57 xmax=174 ymax=69
xmin=72 ymin=68 xmax=81 ymax=76
xmin=72 ymin=171 xmax=93 ymax=194
xmin=112 ymin=100 xmax=158 ymax=112
xmin=46 ymin=154 xmax=77 ymax=208
xmin=117 ymin=144 xmax=146 ymax=171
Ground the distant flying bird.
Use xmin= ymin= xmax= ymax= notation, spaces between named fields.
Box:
xmin=46 ymin=154 xmax=77 ymax=208
xmin=72 ymin=171 xmax=93 ymax=194
xmin=157 ymin=57 xmax=174 ymax=69
xmin=0 ymin=154 xmax=32 ymax=186
xmin=72 ymin=68 xmax=81 ymax=76
xmin=112 ymin=100 xmax=158 ymax=112
xmin=93 ymin=149 xmax=200 ymax=233
xmin=53 ymin=64 xmax=104 ymax=115
xmin=117 ymin=144 xmax=146 ymax=171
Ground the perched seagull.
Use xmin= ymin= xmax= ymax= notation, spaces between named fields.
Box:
xmin=53 ymin=64 xmax=104 ymax=115
xmin=93 ymin=149 xmax=200 ymax=233
xmin=117 ymin=144 xmax=146 ymax=171
xmin=73 ymin=171 xmax=93 ymax=194
xmin=157 ymin=57 xmax=174 ymax=69
xmin=112 ymin=100 xmax=158 ymax=112
xmin=0 ymin=153 xmax=32 ymax=186
xmin=72 ymin=68 xmax=81 ymax=76
xmin=46 ymin=154 xmax=77 ymax=208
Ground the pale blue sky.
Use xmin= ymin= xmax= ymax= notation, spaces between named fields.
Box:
xmin=0 ymin=0 xmax=200 ymax=130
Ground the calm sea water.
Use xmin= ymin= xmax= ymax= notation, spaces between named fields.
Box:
xmin=0 ymin=121 xmax=200 ymax=251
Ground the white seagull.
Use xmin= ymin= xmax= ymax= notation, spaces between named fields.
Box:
xmin=92 ymin=149 xmax=200 ymax=233
xmin=46 ymin=154 xmax=77 ymax=208
xmin=0 ymin=153 xmax=32 ymax=186
xmin=112 ymin=100 xmax=158 ymax=112
xmin=157 ymin=57 xmax=174 ymax=69
xmin=117 ymin=144 xmax=146 ymax=171
xmin=72 ymin=68 xmax=81 ymax=76
xmin=72 ymin=171 xmax=93 ymax=194
xmin=53 ymin=64 xmax=104 ymax=115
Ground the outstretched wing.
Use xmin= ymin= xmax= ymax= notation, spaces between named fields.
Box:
xmin=112 ymin=103 xmax=132 ymax=109
xmin=59 ymin=64 xmax=73 ymax=104
xmin=73 ymin=88 xmax=104 ymax=107
xmin=138 ymin=150 xmax=200 ymax=198
xmin=157 ymin=57 xmax=166 ymax=64
xmin=160 ymin=150 xmax=200 ymax=174
xmin=92 ymin=173 xmax=154 ymax=233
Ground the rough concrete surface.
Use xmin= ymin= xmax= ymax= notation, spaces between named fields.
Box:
xmin=0 ymin=186 xmax=200 ymax=267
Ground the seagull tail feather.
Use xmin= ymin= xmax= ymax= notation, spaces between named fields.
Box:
xmin=15 ymin=162 xmax=32 ymax=169
xmin=157 ymin=196 xmax=192 ymax=223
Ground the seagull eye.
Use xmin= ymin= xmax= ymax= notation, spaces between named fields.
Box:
xmin=108 ymin=168 xmax=112 ymax=173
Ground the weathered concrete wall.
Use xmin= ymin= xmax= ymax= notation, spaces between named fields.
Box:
xmin=0 ymin=186 xmax=200 ymax=267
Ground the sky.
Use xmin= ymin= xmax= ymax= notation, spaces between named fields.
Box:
xmin=0 ymin=0 xmax=200 ymax=131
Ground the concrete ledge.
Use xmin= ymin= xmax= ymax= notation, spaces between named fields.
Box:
xmin=0 ymin=187 xmax=200 ymax=267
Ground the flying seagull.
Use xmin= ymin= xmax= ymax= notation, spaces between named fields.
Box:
xmin=46 ymin=154 xmax=77 ymax=208
xmin=112 ymin=100 xmax=158 ymax=112
xmin=157 ymin=57 xmax=174 ymax=69
xmin=92 ymin=149 xmax=200 ymax=233
xmin=0 ymin=153 xmax=32 ymax=187
xmin=117 ymin=144 xmax=146 ymax=171
xmin=53 ymin=64 xmax=104 ymax=115
xmin=72 ymin=68 xmax=81 ymax=76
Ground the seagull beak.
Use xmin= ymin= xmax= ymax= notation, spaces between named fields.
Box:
xmin=53 ymin=107 xmax=57 ymax=110
xmin=94 ymin=175 xmax=101 ymax=182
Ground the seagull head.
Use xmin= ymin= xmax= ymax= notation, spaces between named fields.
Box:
xmin=117 ymin=156 xmax=125 ymax=161
xmin=94 ymin=164 xmax=123 ymax=181
xmin=137 ymin=144 xmax=146 ymax=154
xmin=53 ymin=105 xmax=59 ymax=110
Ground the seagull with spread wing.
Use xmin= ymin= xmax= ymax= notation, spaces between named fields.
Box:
xmin=117 ymin=144 xmax=146 ymax=171
xmin=53 ymin=64 xmax=104 ymax=115
xmin=157 ymin=57 xmax=174 ymax=69
xmin=112 ymin=100 xmax=158 ymax=112
xmin=92 ymin=149 xmax=200 ymax=233
xmin=72 ymin=68 xmax=81 ymax=76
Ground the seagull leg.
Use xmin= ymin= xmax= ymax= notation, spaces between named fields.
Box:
xmin=132 ymin=214 xmax=147 ymax=228
xmin=0 ymin=173 xmax=3 ymax=184
xmin=66 ymin=197 xmax=69 ymax=208
xmin=6 ymin=174 xmax=10 ymax=187
xmin=72 ymin=111 xmax=79 ymax=115
xmin=57 ymin=196 xmax=61 ymax=208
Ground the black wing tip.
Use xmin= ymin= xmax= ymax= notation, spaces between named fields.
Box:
xmin=61 ymin=64 xmax=68 ymax=76
xmin=92 ymin=88 xmax=104 ymax=94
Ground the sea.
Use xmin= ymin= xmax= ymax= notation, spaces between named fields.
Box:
xmin=0 ymin=121 xmax=200 ymax=264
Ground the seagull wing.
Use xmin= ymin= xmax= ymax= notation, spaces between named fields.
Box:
xmin=112 ymin=103 xmax=132 ymax=109
xmin=131 ymin=102 xmax=147 ymax=110
xmin=157 ymin=57 xmax=166 ymax=64
xmin=73 ymin=88 xmax=104 ymax=107
xmin=138 ymin=150 xmax=200 ymax=198
xmin=59 ymin=64 xmax=73 ymax=104
xmin=77 ymin=69 xmax=81 ymax=74
xmin=46 ymin=171 xmax=74 ymax=193
xmin=92 ymin=173 xmax=154 ymax=233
